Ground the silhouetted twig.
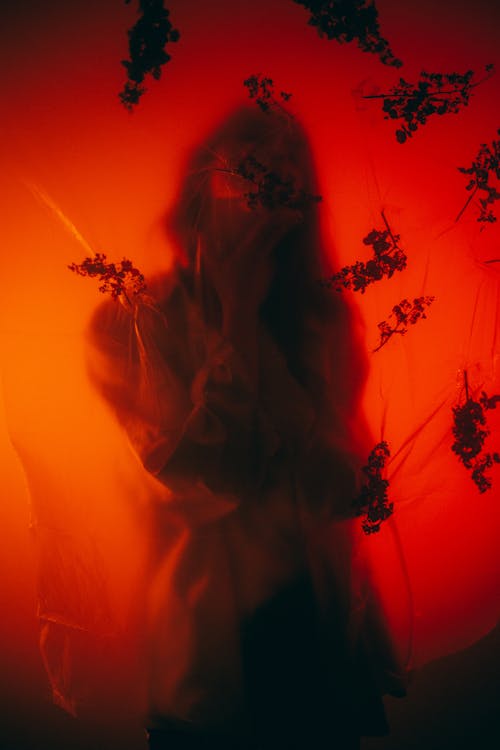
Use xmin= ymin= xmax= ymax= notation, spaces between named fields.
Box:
xmin=214 ymin=156 xmax=322 ymax=212
xmin=353 ymin=441 xmax=393 ymax=534
xmin=293 ymin=0 xmax=402 ymax=68
xmin=68 ymin=253 xmax=147 ymax=303
xmin=456 ymin=129 xmax=500 ymax=224
xmin=243 ymin=74 xmax=293 ymax=115
xmin=364 ymin=65 xmax=495 ymax=143
xmin=374 ymin=296 xmax=435 ymax=351
xmin=322 ymin=212 xmax=407 ymax=293
xmin=451 ymin=370 xmax=500 ymax=492
xmin=119 ymin=0 xmax=180 ymax=110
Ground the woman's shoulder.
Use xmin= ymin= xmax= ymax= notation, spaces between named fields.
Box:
xmin=87 ymin=268 xmax=188 ymax=353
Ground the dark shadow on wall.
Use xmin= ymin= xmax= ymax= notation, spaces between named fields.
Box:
xmin=364 ymin=623 xmax=500 ymax=750
xmin=1 ymin=624 xmax=498 ymax=749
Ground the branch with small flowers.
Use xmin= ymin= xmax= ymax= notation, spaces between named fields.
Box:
xmin=243 ymin=74 xmax=293 ymax=115
xmin=353 ymin=441 xmax=393 ymax=534
xmin=293 ymin=0 xmax=402 ymax=68
xmin=451 ymin=371 xmax=500 ymax=493
xmin=322 ymin=212 xmax=407 ymax=293
xmin=364 ymin=65 xmax=495 ymax=143
xmin=68 ymin=253 xmax=147 ymax=304
xmin=119 ymin=0 xmax=180 ymax=110
xmin=374 ymin=296 xmax=435 ymax=352
xmin=456 ymin=129 xmax=500 ymax=224
xmin=215 ymin=155 xmax=322 ymax=213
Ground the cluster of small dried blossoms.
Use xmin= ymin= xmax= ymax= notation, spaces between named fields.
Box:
xmin=293 ymin=0 xmax=402 ymax=68
xmin=234 ymin=156 xmax=322 ymax=212
xmin=452 ymin=375 xmax=500 ymax=493
xmin=119 ymin=0 xmax=180 ymax=110
xmin=457 ymin=129 xmax=500 ymax=224
xmin=353 ymin=441 xmax=393 ymax=534
xmin=365 ymin=66 xmax=494 ymax=143
xmin=374 ymin=296 xmax=435 ymax=351
xmin=68 ymin=253 xmax=147 ymax=301
xmin=243 ymin=75 xmax=293 ymax=114
xmin=322 ymin=225 xmax=407 ymax=293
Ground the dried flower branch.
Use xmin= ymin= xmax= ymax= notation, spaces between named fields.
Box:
xmin=364 ymin=65 xmax=495 ymax=143
xmin=119 ymin=0 xmax=180 ymax=110
xmin=243 ymin=74 xmax=293 ymax=115
xmin=374 ymin=296 xmax=435 ymax=352
xmin=353 ymin=441 xmax=393 ymax=534
xmin=293 ymin=0 xmax=402 ymax=68
xmin=451 ymin=371 xmax=500 ymax=492
xmin=322 ymin=212 xmax=407 ymax=293
xmin=237 ymin=156 xmax=322 ymax=211
xmin=456 ymin=129 xmax=500 ymax=224
xmin=68 ymin=253 xmax=147 ymax=303
xmin=216 ymin=156 xmax=322 ymax=212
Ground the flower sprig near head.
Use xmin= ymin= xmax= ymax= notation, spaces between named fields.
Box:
xmin=212 ymin=154 xmax=322 ymax=214
xmin=235 ymin=156 xmax=322 ymax=212
xmin=243 ymin=74 xmax=293 ymax=115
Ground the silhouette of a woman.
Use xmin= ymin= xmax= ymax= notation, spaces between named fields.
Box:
xmin=90 ymin=106 xmax=398 ymax=749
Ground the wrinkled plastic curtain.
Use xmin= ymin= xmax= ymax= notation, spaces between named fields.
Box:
xmin=0 ymin=0 xmax=499 ymax=721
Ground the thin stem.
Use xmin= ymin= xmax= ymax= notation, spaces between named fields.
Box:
xmin=122 ymin=289 xmax=133 ymax=309
xmin=212 ymin=166 xmax=258 ymax=186
xmin=267 ymin=96 xmax=293 ymax=119
xmin=363 ymin=88 xmax=464 ymax=100
xmin=373 ymin=325 xmax=405 ymax=353
xmin=455 ymin=184 xmax=479 ymax=223
xmin=464 ymin=369 xmax=470 ymax=401
xmin=380 ymin=210 xmax=398 ymax=247
xmin=362 ymin=70 xmax=495 ymax=100
xmin=469 ymin=68 xmax=496 ymax=89
xmin=212 ymin=167 xmax=239 ymax=176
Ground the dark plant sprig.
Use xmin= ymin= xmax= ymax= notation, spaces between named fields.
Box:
xmin=451 ymin=371 xmax=500 ymax=493
xmin=119 ymin=0 xmax=180 ymax=111
xmin=68 ymin=253 xmax=147 ymax=302
xmin=216 ymin=156 xmax=322 ymax=212
xmin=374 ymin=296 xmax=435 ymax=352
xmin=353 ymin=441 xmax=393 ymax=534
xmin=243 ymin=74 xmax=293 ymax=114
xmin=293 ymin=0 xmax=402 ymax=68
xmin=237 ymin=156 xmax=322 ymax=211
xmin=456 ymin=129 xmax=500 ymax=224
xmin=364 ymin=65 xmax=495 ymax=143
xmin=471 ymin=453 xmax=500 ymax=493
xmin=322 ymin=212 xmax=407 ymax=293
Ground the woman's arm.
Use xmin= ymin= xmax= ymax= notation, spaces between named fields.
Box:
xmin=87 ymin=288 xmax=280 ymax=498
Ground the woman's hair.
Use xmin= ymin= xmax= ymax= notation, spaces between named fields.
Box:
xmin=168 ymin=106 xmax=369 ymax=454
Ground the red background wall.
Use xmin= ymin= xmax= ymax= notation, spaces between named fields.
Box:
xmin=1 ymin=1 xmax=499 ymax=747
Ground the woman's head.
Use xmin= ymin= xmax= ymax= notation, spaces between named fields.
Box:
xmin=168 ymin=105 xmax=321 ymax=272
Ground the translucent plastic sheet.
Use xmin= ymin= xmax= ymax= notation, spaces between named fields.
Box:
xmin=1 ymin=0 xmax=499 ymax=732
